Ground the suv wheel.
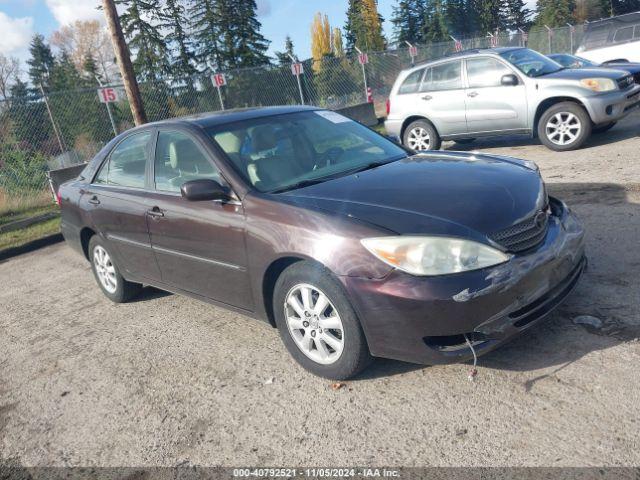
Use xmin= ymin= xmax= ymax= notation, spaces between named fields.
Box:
xmin=538 ymin=102 xmax=592 ymax=151
xmin=273 ymin=261 xmax=373 ymax=379
xmin=403 ymin=119 xmax=441 ymax=151
xmin=89 ymin=236 xmax=142 ymax=303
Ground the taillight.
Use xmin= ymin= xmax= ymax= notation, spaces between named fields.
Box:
xmin=386 ymin=98 xmax=390 ymax=115
xmin=55 ymin=191 xmax=62 ymax=206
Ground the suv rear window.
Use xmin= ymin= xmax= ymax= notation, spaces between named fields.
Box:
xmin=398 ymin=69 xmax=425 ymax=94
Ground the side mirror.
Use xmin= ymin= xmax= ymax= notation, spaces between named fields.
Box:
xmin=501 ymin=74 xmax=519 ymax=86
xmin=180 ymin=179 xmax=230 ymax=201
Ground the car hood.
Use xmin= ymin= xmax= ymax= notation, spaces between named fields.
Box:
xmin=281 ymin=152 xmax=547 ymax=242
xmin=541 ymin=67 xmax=628 ymax=81
xmin=602 ymin=62 xmax=640 ymax=74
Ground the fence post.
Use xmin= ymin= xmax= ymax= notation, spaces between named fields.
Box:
xmin=95 ymin=76 xmax=118 ymax=136
xmin=38 ymin=84 xmax=66 ymax=154
xmin=544 ymin=25 xmax=552 ymax=53
xmin=288 ymin=54 xmax=305 ymax=105
xmin=354 ymin=46 xmax=368 ymax=103
xmin=567 ymin=23 xmax=574 ymax=53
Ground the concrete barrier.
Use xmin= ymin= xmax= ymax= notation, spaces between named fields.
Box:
xmin=335 ymin=102 xmax=378 ymax=127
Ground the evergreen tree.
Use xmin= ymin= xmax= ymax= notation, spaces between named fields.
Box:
xmin=344 ymin=0 xmax=385 ymax=52
xmin=189 ymin=0 xmax=223 ymax=71
xmin=81 ymin=54 xmax=101 ymax=85
xmin=504 ymin=0 xmax=533 ymax=30
xmin=611 ymin=0 xmax=640 ymax=14
xmin=160 ymin=0 xmax=197 ymax=78
xmin=274 ymin=36 xmax=295 ymax=65
xmin=475 ymin=0 xmax=507 ymax=33
xmin=26 ymin=34 xmax=55 ymax=91
xmin=49 ymin=51 xmax=83 ymax=91
xmin=116 ymin=0 xmax=169 ymax=81
xmin=422 ymin=0 xmax=449 ymax=42
xmin=535 ymin=0 xmax=576 ymax=27
xmin=391 ymin=0 xmax=424 ymax=44
xmin=345 ymin=0 xmax=363 ymax=52
xmin=445 ymin=0 xmax=468 ymax=37
xmin=234 ymin=0 xmax=271 ymax=68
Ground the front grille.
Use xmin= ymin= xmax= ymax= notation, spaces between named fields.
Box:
xmin=617 ymin=75 xmax=634 ymax=90
xmin=490 ymin=210 xmax=549 ymax=253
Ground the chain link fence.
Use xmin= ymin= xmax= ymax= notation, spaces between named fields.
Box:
xmin=0 ymin=24 xmax=584 ymax=214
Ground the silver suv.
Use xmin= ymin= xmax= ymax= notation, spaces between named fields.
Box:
xmin=385 ymin=47 xmax=640 ymax=151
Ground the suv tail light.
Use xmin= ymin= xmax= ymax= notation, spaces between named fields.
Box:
xmin=55 ymin=191 xmax=61 ymax=206
xmin=386 ymin=98 xmax=390 ymax=115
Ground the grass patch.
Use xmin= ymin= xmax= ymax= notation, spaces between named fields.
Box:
xmin=0 ymin=216 xmax=60 ymax=251
xmin=0 ymin=189 xmax=54 ymax=219
xmin=0 ymin=203 xmax=59 ymax=227
xmin=370 ymin=122 xmax=387 ymax=135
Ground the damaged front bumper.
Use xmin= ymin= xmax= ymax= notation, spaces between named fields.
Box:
xmin=341 ymin=198 xmax=586 ymax=365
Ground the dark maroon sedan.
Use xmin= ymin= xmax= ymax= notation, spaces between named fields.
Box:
xmin=59 ymin=106 xmax=586 ymax=379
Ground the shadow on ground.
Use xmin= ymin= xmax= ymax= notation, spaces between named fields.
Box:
xmin=444 ymin=119 xmax=639 ymax=152
xmin=357 ymin=181 xmax=640 ymax=380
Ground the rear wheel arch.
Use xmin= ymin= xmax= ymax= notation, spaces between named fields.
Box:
xmin=400 ymin=115 xmax=439 ymax=140
xmin=533 ymin=97 xmax=591 ymax=137
xmin=80 ymin=227 xmax=96 ymax=261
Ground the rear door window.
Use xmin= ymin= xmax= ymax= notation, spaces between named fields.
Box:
xmin=614 ymin=26 xmax=634 ymax=43
xmin=94 ymin=131 xmax=151 ymax=188
xmin=421 ymin=61 xmax=462 ymax=91
xmin=398 ymin=68 xmax=425 ymax=94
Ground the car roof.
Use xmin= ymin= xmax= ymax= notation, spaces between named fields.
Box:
xmin=404 ymin=47 xmax=523 ymax=73
xmin=146 ymin=105 xmax=320 ymax=130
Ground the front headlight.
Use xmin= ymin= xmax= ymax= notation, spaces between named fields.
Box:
xmin=361 ymin=236 xmax=510 ymax=276
xmin=579 ymin=78 xmax=617 ymax=92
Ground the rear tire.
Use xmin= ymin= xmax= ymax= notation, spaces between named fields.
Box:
xmin=273 ymin=261 xmax=373 ymax=380
xmin=593 ymin=122 xmax=616 ymax=134
xmin=89 ymin=236 xmax=142 ymax=303
xmin=538 ymin=102 xmax=592 ymax=151
xmin=403 ymin=119 xmax=441 ymax=151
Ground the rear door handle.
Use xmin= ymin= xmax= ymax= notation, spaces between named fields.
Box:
xmin=147 ymin=206 xmax=164 ymax=218
xmin=88 ymin=195 xmax=100 ymax=205
xmin=421 ymin=95 xmax=432 ymax=101
xmin=467 ymin=91 xmax=479 ymax=98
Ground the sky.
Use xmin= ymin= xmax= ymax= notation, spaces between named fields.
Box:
xmin=0 ymin=0 xmax=536 ymax=65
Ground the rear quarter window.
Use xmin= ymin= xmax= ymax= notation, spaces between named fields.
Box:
xmin=398 ymin=69 xmax=425 ymax=94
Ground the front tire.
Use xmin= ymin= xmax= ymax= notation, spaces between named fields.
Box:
xmin=273 ymin=262 xmax=373 ymax=380
xmin=538 ymin=102 xmax=592 ymax=151
xmin=89 ymin=236 xmax=142 ymax=303
xmin=403 ymin=119 xmax=441 ymax=151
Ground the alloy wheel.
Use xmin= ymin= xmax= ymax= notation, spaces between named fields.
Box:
xmin=93 ymin=245 xmax=118 ymax=294
xmin=407 ymin=126 xmax=431 ymax=150
xmin=284 ymin=283 xmax=344 ymax=365
xmin=545 ymin=112 xmax=581 ymax=146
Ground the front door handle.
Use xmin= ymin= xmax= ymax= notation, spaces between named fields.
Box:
xmin=88 ymin=195 xmax=100 ymax=205
xmin=147 ymin=206 xmax=164 ymax=218
xmin=467 ymin=91 xmax=479 ymax=98
xmin=421 ymin=95 xmax=432 ymax=101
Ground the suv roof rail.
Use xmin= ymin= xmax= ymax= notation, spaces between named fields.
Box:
xmin=444 ymin=48 xmax=492 ymax=58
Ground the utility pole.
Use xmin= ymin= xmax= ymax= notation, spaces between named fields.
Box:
xmin=101 ymin=0 xmax=147 ymax=125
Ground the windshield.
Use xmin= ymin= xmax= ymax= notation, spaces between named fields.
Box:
xmin=551 ymin=54 xmax=598 ymax=68
xmin=207 ymin=110 xmax=407 ymax=193
xmin=500 ymin=48 xmax=564 ymax=77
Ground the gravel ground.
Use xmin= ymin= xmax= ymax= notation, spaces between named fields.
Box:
xmin=1 ymin=114 xmax=639 ymax=468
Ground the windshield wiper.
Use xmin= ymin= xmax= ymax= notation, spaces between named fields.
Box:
xmin=269 ymin=156 xmax=405 ymax=194
xmin=269 ymin=178 xmax=327 ymax=194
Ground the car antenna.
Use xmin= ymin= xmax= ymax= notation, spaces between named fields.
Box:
xmin=463 ymin=333 xmax=478 ymax=382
